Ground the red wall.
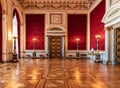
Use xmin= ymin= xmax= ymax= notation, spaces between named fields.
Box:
xmin=68 ymin=14 xmax=87 ymax=50
xmin=26 ymin=14 xmax=45 ymax=50
xmin=0 ymin=4 xmax=2 ymax=62
xmin=90 ymin=0 xmax=105 ymax=50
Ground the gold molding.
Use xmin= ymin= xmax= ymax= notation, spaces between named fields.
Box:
xmin=106 ymin=27 xmax=113 ymax=30
xmin=2 ymin=10 xmax=7 ymax=14
xmin=16 ymin=0 xmax=96 ymax=10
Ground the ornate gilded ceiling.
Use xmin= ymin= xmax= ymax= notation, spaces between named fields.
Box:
xmin=16 ymin=0 xmax=97 ymax=10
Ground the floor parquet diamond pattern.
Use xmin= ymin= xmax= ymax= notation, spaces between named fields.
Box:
xmin=0 ymin=58 xmax=120 ymax=88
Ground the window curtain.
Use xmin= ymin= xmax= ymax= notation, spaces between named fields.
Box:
xmin=13 ymin=9 xmax=20 ymax=58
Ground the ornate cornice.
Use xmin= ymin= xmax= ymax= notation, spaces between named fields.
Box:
xmin=16 ymin=0 xmax=96 ymax=10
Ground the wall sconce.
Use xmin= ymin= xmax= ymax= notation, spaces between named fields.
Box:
xmin=8 ymin=33 xmax=12 ymax=41
xmin=75 ymin=38 xmax=80 ymax=58
xmin=8 ymin=32 xmax=12 ymax=53
xmin=95 ymin=35 xmax=101 ymax=52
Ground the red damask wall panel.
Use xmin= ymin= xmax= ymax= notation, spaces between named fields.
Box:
xmin=0 ymin=4 xmax=2 ymax=62
xmin=26 ymin=14 xmax=45 ymax=50
xmin=90 ymin=0 xmax=105 ymax=50
xmin=68 ymin=14 xmax=87 ymax=50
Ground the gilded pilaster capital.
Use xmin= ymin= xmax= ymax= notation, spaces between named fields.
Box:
xmin=105 ymin=27 xmax=113 ymax=31
xmin=2 ymin=10 xmax=7 ymax=15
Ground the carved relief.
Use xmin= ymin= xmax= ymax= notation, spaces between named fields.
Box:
xmin=50 ymin=14 xmax=62 ymax=24
xmin=106 ymin=27 xmax=113 ymax=30
xmin=16 ymin=0 xmax=96 ymax=10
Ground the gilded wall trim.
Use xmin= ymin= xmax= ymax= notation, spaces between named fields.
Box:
xmin=16 ymin=0 xmax=96 ymax=10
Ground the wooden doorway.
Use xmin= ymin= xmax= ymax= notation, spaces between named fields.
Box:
xmin=48 ymin=36 xmax=62 ymax=58
xmin=115 ymin=27 xmax=120 ymax=64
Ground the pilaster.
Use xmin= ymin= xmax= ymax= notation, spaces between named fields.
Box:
xmin=2 ymin=10 xmax=7 ymax=62
xmin=20 ymin=24 xmax=24 ymax=57
xmin=87 ymin=13 xmax=90 ymax=51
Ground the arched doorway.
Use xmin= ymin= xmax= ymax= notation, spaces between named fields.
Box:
xmin=0 ymin=3 xmax=2 ymax=63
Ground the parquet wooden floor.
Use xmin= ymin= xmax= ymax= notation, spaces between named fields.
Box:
xmin=0 ymin=58 xmax=120 ymax=88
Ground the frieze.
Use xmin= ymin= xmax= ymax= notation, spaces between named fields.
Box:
xmin=47 ymin=32 xmax=65 ymax=34
xmin=16 ymin=0 xmax=96 ymax=10
xmin=108 ymin=8 xmax=120 ymax=18
xmin=47 ymin=31 xmax=66 ymax=36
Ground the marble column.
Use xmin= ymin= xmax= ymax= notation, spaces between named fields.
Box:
xmin=105 ymin=27 xmax=113 ymax=64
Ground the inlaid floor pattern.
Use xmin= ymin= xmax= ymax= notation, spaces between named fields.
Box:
xmin=0 ymin=58 xmax=120 ymax=88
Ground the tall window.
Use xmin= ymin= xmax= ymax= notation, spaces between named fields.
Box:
xmin=12 ymin=13 xmax=18 ymax=55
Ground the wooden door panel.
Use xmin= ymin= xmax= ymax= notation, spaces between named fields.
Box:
xmin=49 ymin=36 xmax=62 ymax=58
xmin=115 ymin=28 xmax=120 ymax=63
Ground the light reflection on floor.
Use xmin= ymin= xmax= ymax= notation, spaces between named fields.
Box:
xmin=0 ymin=58 xmax=120 ymax=88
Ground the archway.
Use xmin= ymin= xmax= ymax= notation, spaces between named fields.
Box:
xmin=12 ymin=6 xmax=23 ymax=58
xmin=12 ymin=9 xmax=21 ymax=58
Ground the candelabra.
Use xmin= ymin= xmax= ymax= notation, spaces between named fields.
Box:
xmin=32 ymin=38 xmax=37 ymax=59
xmin=75 ymin=38 xmax=80 ymax=58
xmin=95 ymin=35 xmax=101 ymax=62
xmin=11 ymin=36 xmax=19 ymax=62
xmin=95 ymin=35 xmax=101 ymax=52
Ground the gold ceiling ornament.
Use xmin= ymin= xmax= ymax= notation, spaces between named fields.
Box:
xmin=16 ymin=0 xmax=96 ymax=10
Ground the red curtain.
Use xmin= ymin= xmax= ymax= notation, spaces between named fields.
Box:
xmin=13 ymin=9 xmax=20 ymax=58
xmin=68 ymin=14 xmax=87 ymax=50
xmin=26 ymin=14 xmax=45 ymax=50
xmin=0 ymin=4 xmax=2 ymax=62
xmin=90 ymin=0 xmax=105 ymax=50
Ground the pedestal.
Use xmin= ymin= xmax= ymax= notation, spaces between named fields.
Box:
xmin=75 ymin=51 xmax=80 ymax=59
xmin=94 ymin=54 xmax=101 ymax=63
xmin=11 ymin=54 xmax=19 ymax=62
xmin=11 ymin=36 xmax=18 ymax=62
xmin=33 ymin=52 xmax=36 ymax=59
